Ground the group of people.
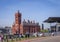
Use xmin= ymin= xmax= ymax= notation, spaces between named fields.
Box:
xmin=51 ymin=32 xmax=55 ymax=36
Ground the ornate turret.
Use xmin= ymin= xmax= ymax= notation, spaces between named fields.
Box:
xmin=15 ymin=10 xmax=21 ymax=24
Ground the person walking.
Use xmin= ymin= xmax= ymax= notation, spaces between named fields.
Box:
xmin=0 ymin=35 xmax=2 ymax=42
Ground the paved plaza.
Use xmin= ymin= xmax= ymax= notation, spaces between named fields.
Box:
xmin=20 ymin=36 xmax=60 ymax=42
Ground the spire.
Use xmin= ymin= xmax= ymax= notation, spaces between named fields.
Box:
xmin=15 ymin=10 xmax=21 ymax=15
xmin=15 ymin=10 xmax=21 ymax=17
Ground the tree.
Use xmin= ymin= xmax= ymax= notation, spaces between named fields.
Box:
xmin=40 ymin=29 xmax=48 ymax=33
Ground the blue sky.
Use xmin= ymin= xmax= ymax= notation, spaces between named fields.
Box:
xmin=0 ymin=0 xmax=60 ymax=28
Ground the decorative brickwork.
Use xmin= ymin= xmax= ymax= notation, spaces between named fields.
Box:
xmin=12 ymin=11 xmax=40 ymax=35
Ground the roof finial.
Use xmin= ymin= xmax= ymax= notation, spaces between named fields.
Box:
xmin=18 ymin=10 xmax=19 ymax=13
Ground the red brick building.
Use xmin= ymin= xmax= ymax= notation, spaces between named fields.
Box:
xmin=12 ymin=11 xmax=40 ymax=35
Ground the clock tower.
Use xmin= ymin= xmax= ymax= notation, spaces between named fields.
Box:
xmin=15 ymin=11 xmax=21 ymax=24
xmin=12 ymin=11 xmax=23 ymax=34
